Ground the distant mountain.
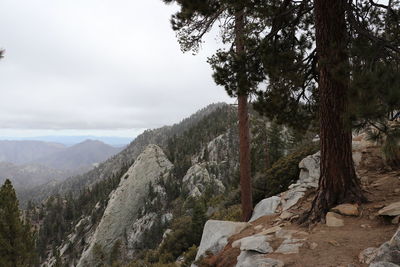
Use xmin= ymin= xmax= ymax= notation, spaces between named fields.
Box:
xmin=0 ymin=140 xmax=66 ymax=164
xmin=22 ymin=103 xmax=230 ymax=204
xmin=1 ymin=136 xmax=133 ymax=147
xmin=0 ymin=140 xmax=123 ymax=198
xmin=31 ymin=140 xmax=123 ymax=170
xmin=0 ymin=162 xmax=73 ymax=191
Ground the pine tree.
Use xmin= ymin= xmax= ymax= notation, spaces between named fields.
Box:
xmin=0 ymin=179 xmax=37 ymax=266
xmin=251 ymin=0 xmax=400 ymax=223
xmin=162 ymin=0 xmax=261 ymax=221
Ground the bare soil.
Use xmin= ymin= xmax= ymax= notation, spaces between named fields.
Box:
xmin=203 ymin=169 xmax=400 ymax=267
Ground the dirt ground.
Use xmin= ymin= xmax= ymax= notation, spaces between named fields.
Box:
xmin=203 ymin=169 xmax=400 ymax=267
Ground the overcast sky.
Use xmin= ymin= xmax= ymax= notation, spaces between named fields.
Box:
xmin=0 ymin=0 xmax=232 ymax=138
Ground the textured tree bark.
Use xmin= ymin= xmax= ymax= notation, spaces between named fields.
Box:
xmin=303 ymin=0 xmax=367 ymax=224
xmin=235 ymin=8 xmax=253 ymax=222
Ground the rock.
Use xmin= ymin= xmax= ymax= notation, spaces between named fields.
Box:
xmin=370 ymin=227 xmax=400 ymax=265
xmin=370 ymin=262 xmax=400 ymax=267
xmin=250 ymin=196 xmax=281 ymax=222
xmin=394 ymin=189 xmax=400 ymax=193
xmin=281 ymin=188 xmax=306 ymax=211
xmin=378 ymin=202 xmax=400 ymax=217
xmin=374 ymin=204 xmax=385 ymax=209
xmin=331 ymin=204 xmax=360 ymax=216
xmin=182 ymin=164 xmax=225 ymax=198
xmin=232 ymin=235 xmax=273 ymax=254
xmin=254 ymin=225 xmax=263 ymax=231
xmin=257 ymin=226 xmax=282 ymax=236
xmin=236 ymin=251 xmax=284 ymax=267
xmin=361 ymin=224 xmax=372 ymax=229
xmin=329 ymin=240 xmax=340 ymax=247
xmin=308 ymin=242 xmax=318 ymax=250
xmin=298 ymin=152 xmax=320 ymax=185
xmin=77 ymin=145 xmax=173 ymax=267
xmin=194 ymin=220 xmax=249 ymax=261
xmin=326 ymin=212 xmax=344 ymax=227
xmin=359 ymin=247 xmax=378 ymax=264
xmin=275 ymin=239 xmax=304 ymax=254
xmin=392 ymin=216 xmax=400 ymax=224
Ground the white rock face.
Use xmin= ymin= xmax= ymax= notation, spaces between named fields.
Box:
xmin=77 ymin=145 xmax=173 ymax=267
xmin=193 ymin=220 xmax=249 ymax=262
xmin=250 ymin=196 xmax=281 ymax=222
xmin=182 ymin=163 xmax=225 ymax=198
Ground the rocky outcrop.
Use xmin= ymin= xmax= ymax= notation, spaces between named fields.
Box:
xmin=77 ymin=145 xmax=173 ymax=267
xmin=182 ymin=164 xmax=225 ymax=198
xmin=250 ymin=196 xmax=280 ymax=222
xmin=193 ymin=220 xmax=249 ymax=264
xmin=236 ymin=251 xmax=284 ymax=267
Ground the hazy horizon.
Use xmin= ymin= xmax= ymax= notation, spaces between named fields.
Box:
xmin=0 ymin=0 xmax=233 ymax=139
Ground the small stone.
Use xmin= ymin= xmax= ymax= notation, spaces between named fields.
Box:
xmin=329 ymin=240 xmax=340 ymax=247
xmin=391 ymin=216 xmax=400 ymax=224
xmin=369 ymin=214 xmax=377 ymax=220
xmin=378 ymin=202 xmax=400 ymax=216
xmin=331 ymin=203 xmax=360 ymax=216
xmin=394 ymin=189 xmax=400 ymax=193
xmin=326 ymin=212 xmax=344 ymax=227
xmin=308 ymin=242 xmax=318 ymax=250
xmin=358 ymin=247 xmax=378 ymax=264
xmin=361 ymin=224 xmax=372 ymax=229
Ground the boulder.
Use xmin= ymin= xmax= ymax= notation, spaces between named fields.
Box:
xmin=257 ymin=226 xmax=282 ymax=236
xmin=194 ymin=220 xmax=249 ymax=262
xmin=236 ymin=251 xmax=284 ymax=267
xmin=281 ymin=187 xmax=306 ymax=211
xmin=326 ymin=212 xmax=344 ymax=227
xmin=298 ymin=152 xmax=320 ymax=186
xmin=379 ymin=202 xmax=400 ymax=217
xmin=250 ymin=196 xmax=281 ymax=222
xmin=332 ymin=204 xmax=360 ymax=216
xmin=275 ymin=238 xmax=304 ymax=254
xmin=232 ymin=235 xmax=273 ymax=254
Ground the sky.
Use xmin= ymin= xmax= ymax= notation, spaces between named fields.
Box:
xmin=0 ymin=0 xmax=232 ymax=139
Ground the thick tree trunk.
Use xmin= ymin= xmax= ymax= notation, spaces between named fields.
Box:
xmin=304 ymin=0 xmax=366 ymax=224
xmin=235 ymin=8 xmax=253 ymax=222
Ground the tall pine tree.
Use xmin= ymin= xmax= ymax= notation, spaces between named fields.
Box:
xmin=162 ymin=0 xmax=263 ymax=221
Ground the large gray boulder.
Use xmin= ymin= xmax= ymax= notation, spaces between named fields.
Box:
xmin=194 ymin=220 xmax=249 ymax=262
xmin=250 ymin=196 xmax=281 ymax=222
xmin=77 ymin=145 xmax=173 ymax=267
xmin=297 ymin=151 xmax=320 ymax=187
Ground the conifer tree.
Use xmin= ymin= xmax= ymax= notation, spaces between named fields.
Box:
xmin=251 ymin=0 xmax=400 ymax=222
xmin=162 ymin=0 xmax=262 ymax=221
xmin=0 ymin=179 xmax=37 ymax=266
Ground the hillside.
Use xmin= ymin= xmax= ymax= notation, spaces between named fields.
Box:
xmin=30 ymin=103 xmax=312 ymax=266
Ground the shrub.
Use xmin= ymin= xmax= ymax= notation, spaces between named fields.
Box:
xmin=253 ymin=143 xmax=319 ymax=204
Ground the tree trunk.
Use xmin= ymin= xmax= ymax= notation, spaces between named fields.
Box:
xmin=303 ymin=0 xmax=366 ymax=224
xmin=235 ymin=7 xmax=253 ymax=222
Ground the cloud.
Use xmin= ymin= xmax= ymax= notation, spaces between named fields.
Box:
xmin=0 ymin=0 xmax=233 ymax=135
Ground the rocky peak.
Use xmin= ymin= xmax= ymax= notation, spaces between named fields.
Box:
xmin=77 ymin=144 xmax=173 ymax=267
